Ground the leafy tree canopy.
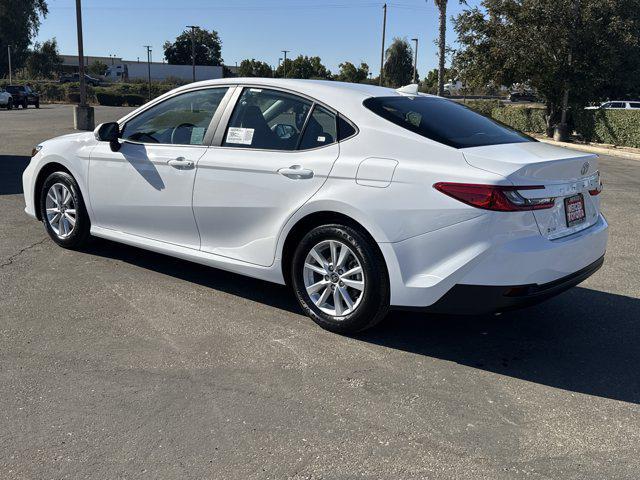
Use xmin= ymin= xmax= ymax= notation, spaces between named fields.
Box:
xmin=0 ymin=0 xmax=48 ymax=76
xmin=238 ymin=59 xmax=272 ymax=78
xmin=163 ymin=27 xmax=223 ymax=66
xmin=276 ymin=55 xmax=331 ymax=79
xmin=25 ymin=37 xmax=61 ymax=78
xmin=453 ymin=0 xmax=640 ymax=129
xmin=383 ymin=38 xmax=414 ymax=88
xmin=87 ymin=60 xmax=108 ymax=76
xmin=336 ymin=61 xmax=369 ymax=83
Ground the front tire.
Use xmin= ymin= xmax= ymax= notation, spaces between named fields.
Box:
xmin=291 ymin=224 xmax=390 ymax=334
xmin=22 ymin=99 xmax=28 ymax=109
xmin=39 ymin=172 xmax=91 ymax=249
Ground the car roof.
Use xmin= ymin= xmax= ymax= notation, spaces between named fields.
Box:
xmin=172 ymin=78 xmax=434 ymax=121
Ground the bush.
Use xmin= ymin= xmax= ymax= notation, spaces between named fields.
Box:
xmin=95 ymin=90 xmax=124 ymax=106
xmin=490 ymin=105 xmax=547 ymax=134
xmin=458 ymin=99 xmax=503 ymax=117
xmin=123 ymin=94 xmax=146 ymax=107
xmin=574 ymin=109 xmax=640 ymax=148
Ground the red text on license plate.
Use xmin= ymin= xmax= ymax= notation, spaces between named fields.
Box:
xmin=564 ymin=194 xmax=586 ymax=227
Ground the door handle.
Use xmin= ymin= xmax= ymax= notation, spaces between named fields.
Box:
xmin=278 ymin=165 xmax=314 ymax=179
xmin=168 ymin=157 xmax=194 ymax=169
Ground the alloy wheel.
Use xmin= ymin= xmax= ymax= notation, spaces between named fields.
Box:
xmin=45 ymin=183 xmax=76 ymax=238
xmin=302 ymin=240 xmax=365 ymax=317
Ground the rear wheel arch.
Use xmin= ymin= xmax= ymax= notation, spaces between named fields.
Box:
xmin=281 ymin=211 xmax=387 ymax=287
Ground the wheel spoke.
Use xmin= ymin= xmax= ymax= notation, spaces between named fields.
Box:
xmin=47 ymin=191 xmax=58 ymax=205
xmin=46 ymin=207 xmax=59 ymax=214
xmin=342 ymin=265 xmax=362 ymax=278
xmin=62 ymin=189 xmax=72 ymax=206
xmin=315 ymin=286 xmax=331 ymax=307
xmin=60 ymin=216 xmax=67 ymax=236
xmin=309 ymin=246 xmax=329 ymax=270
xmin=338 ymin=286 xmax=354 ymax=311
xmin=49 ymin=212 xmax=61 ymax=226
xmin=53 ymin=185 xmax=61 ymax=205
xmin=330 ymin=241 xmax=339 ymax=266
xmin=306 ymin=279 xmax=328 ymax=295
xmin=333 ymin=288 xmax=344 ymax=316
xmin=64 ymin=212 xmax=76 ymax=226
xmin=65 ymin=208 xmax=76 ymax=215
xmin=341 ymin=278 xmax=364 ymax=291
xmin=336 ymin=245 xmax=349 ymax=269
xmin=304 ymin=262 xmax=326 ymax=276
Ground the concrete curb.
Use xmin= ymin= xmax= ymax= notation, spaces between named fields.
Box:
xmin=533 ymin=136 xmax=640 ymax=160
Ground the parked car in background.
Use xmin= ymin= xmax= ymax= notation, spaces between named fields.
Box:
xmin=508 ymin=91 xmax=538 ymax=102
xmin=584 ymin=101 xmax=640 ymax=110
xmin=22 ymin=79 xmax=607 ymax=334
xmin=59 ymin=73 xmax=101 ymax=87
xmin=0 ymin=88 xmax=13 ymax=109
xmin=5 ymin=85 xmax=40 ymax=109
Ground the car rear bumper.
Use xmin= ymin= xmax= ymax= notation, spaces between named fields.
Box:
xmin=380 ymin=212 xmax=608 ymax=309
xmin=413 ymin=255 xmax=604 ymax=314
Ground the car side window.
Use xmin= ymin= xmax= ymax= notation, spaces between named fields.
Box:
xmin=610 ymin=102 xmax=625 ymax=108
xmin=223 ymin=88 xmax=312 ymax=150
xmin=298 ymin=105 xmax=337 ymax=150
xmin=121 ymin=87 xmax=228 ymax=145
xmin=629 ymin=102 xmax=640 ymax=109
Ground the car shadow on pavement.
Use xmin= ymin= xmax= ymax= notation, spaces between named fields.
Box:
xmin=0 ymin=155 xmax=30 ymax=195
xmin=359 ymin=287 xmax=640 ymax=405
xmin=84 ymin=237 xmax=640 ymax=404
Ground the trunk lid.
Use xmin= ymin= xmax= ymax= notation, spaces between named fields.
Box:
xmin=463 ymin=141 xmax=602 ymax=239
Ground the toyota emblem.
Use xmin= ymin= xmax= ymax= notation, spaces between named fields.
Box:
xmin=581 ymin=162 xmax=589 ymax=175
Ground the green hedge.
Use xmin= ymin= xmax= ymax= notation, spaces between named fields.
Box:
xmin=456 ymin=99 xmax=503 ymax=117
xmin=574 ymin=109 xmax=640 ymax=148
xmin=490 ymin=105 xmax=547 ymax=134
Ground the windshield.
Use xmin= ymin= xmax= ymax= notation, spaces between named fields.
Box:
xmin=363 ymin=96 xmax=533 ymax=149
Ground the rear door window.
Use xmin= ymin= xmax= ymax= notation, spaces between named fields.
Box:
xmin=363 ymin=96 xmax=532 ymax=149
xmin=298 ymin=105 xmax=337 ymax=150
xmin=223 ymin=88 xmax=312 ymax=150
xmin=629 ymin=102 xmax=640 ymax=109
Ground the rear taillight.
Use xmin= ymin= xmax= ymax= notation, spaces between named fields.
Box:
xmin=589 ymin=172 xmax=602 ymax=195
xmin=433 ymin=183 xmax=555 ymax=211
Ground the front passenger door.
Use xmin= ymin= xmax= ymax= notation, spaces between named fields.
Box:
xmin=89 ymin=87 xmax=231 ymax=249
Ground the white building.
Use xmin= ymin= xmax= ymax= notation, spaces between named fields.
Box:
xmin=106 ymin=61 xmax=223 ymax=82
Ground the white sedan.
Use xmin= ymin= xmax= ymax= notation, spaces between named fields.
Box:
xmin=22 ymin=79 xmax=608 ymax=333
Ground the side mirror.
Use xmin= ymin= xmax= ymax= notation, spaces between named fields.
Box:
xmin=95 ymin=122 xmax=121 ymax=152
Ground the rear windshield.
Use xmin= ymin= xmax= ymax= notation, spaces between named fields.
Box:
xmin=363 ymin=96 xmax=533 ymax=149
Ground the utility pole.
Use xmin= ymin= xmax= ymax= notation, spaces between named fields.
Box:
xmin=186 ymin=25 xmax=198 ymax=82
xmin=411 ymin=38 xmax=418 ymax=83
xmin=7 ymin=45 xmax=12 ymax=84
xmin=73 ymin=0 xmax=94 ymax=130
xmin=379 ymin=3 xmax=387 ymax=86
xmin=281 ymin=50 xmax=290 ymax=78
xmin=277 ymin=57 xmax=282 ymax=77
xmin=144 ymin=45 xmax=152 ymax=101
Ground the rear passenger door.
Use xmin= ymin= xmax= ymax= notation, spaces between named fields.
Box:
xmin=193 ymin=86 xmax=341 ymax=266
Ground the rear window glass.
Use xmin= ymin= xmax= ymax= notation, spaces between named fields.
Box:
xmin=363 ymin=96 xmax=533 ymax=149
xmin=629 ymin=102 xmax=640 ymax=108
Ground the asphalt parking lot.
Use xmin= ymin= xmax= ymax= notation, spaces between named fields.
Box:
xmin=1 ymin=104 xmax=639 ymax=479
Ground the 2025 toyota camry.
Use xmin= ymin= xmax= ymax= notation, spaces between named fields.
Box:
xmin=22 ymin=79 xmax=608 ymax=333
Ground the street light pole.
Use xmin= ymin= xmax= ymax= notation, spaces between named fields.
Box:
xmin=186 ymin=25 xmax=198 ymax=83
xmin=411 ymin=38 xmax=418 ymax=83
xmin=73 ymin=0 xmax=94 ymax=130
xmin=379 ymin=3 xmax=387 ymax=86
xmin=7 ymin=45 xmax=12 ymax=84
xmin=144 ymin=45 xmax=152 ymax=101
xmin=281 ymin=50 xmax=290 ymax=78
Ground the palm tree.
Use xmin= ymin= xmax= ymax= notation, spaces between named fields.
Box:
xmin=433 ymin=0 xmax=447 ymax=96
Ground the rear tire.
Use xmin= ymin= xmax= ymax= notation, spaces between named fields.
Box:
xmin=22 ymin=99 xmax=28 ymax=109
xmin=39 ymin=171 xmax=91 ymax=249
xmin=35 ymin=101 xmax=40 ymax=108
xmin=291 ymin=224 xmax=390 ymax=334
xmin=6 ymin=101 xmax=12 ymax=110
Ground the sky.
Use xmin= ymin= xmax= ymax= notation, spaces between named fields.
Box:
xmin=36 ymin=0 xmax=481 ymax=76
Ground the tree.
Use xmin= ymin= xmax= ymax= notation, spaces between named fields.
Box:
xmin=453 ymin=0 xmax=640 ymax=137
xmin=433 ymin=0 xmax=447 ymax=96
xmin=336 ymin=61 xmax=369 ymax=83
xmin=383 ymin=38 xmax=414 ymax=88
xmin=0 ymin=0 xmax=48 ymax=77
xmin=163 ymin=27 xmax=223 ymax=66
xmin=275 ymin=55 xmax=331 ymax=79
xmin=238 ymin=59 xmax=272 ymax=78
xmin=88 ymin=60 xmax=108 ymax=76
xmin=24 ymin=38 xmax=61 ymax=78
xmin=422 ymin=67 xmax=456 ymax=94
